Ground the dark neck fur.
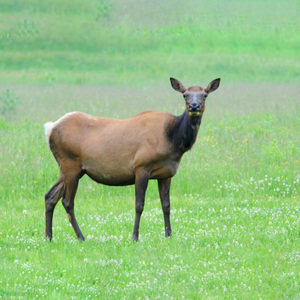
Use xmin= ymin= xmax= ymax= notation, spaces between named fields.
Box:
xmin=167 ymin=111 xmax=202 ymax=156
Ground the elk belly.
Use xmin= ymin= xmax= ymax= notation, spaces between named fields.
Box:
xmin=83 ymin=159 xmax=136 ymax=186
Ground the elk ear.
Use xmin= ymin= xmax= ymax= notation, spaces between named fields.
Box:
xmin=205 ymin=78 xmax=220 ymax=93
xmin=170 ymin=77 xmax=186 ymax=93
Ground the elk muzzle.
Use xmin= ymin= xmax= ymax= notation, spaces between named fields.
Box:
xmin=188 ymin=103 xmax=201 ymax=117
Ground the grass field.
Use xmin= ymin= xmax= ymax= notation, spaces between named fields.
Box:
xmin=0 ymin=0 xmax=299 ymax=299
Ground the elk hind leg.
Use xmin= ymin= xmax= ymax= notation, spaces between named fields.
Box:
xmin=61 ymin=170 xmax=85 ymax=241
xmin=45 ymin=178 xmax=65 ymax=241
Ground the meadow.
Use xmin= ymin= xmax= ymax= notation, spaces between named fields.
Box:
xmin=0 ymin=0 xmax=299 ymax=299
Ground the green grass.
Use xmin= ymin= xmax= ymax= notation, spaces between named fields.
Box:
xmin=0 ymin=0 xmax=299 ymax=299
xmin=0 ymin=84 xmax=299 ymax=298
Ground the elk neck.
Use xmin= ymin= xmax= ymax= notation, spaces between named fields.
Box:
xmin=167 ymin=111 xmax=202 ymax=156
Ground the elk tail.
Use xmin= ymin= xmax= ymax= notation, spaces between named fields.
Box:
xmin=44 ymin=122 xmax=54 ymax=146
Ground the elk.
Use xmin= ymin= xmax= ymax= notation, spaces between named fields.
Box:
xmin=44 ymin=77 xmax=220 ymax=241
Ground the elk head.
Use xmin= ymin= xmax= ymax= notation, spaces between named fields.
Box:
xmin=170 ymin=77 xmax=220 ymax=117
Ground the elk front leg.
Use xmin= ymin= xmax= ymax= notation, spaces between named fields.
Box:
xmin=132 ymin=169 xmax=149 ymax=242
xmin=158 ymin=178 xmax=172 ymax=238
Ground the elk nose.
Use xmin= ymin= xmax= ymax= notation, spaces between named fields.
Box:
xmin=189 ymin=103 xmax=200 ymax=111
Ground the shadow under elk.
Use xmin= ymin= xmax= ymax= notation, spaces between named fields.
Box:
xmin=44 ymin=77 xmax=220 ymax=241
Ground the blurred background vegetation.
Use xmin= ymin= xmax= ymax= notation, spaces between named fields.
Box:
xmin=0 ymin=0 xmax=299 ymax=85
